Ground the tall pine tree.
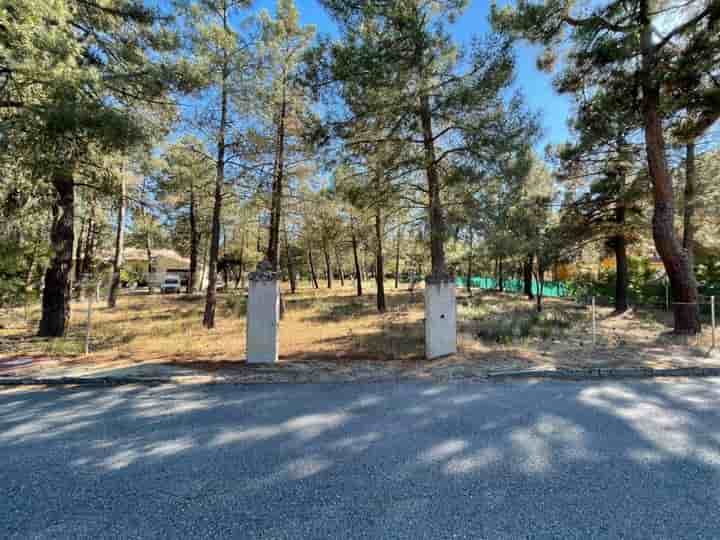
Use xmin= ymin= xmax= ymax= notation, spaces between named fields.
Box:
xmin=492 ymin=0 xmax=719 ymax=332
xmin=317 ymin=0 xmax=537 ymax=279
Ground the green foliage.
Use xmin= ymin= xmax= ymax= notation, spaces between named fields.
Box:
xmin=317 ymin=298 xmax=366 ymax=322
xmin=0 ymin=242 xmax=28 ymax=308
xmin=224 ymin=291 xmax=247 ymax=317
xmin=492 ymin=0 xmax=718 ymax=333
xmin=696 ymin=257 xmax=720 ymax=296
xmin=155 ymin=137 xmax=214 ymax=258
xmin=2 ymin=0 xmax=181 ymax=170
xmin=569 ymin=256 xmax=666 ymax=306
xmin=0 ymin=166 xmax=49 ymax=307
xmin=463 ymin=298 xmax=579 ymax=344
xmin=316 ymin=0 xmax=539 ymax=274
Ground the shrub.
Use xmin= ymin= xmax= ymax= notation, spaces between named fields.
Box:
xmin=474 ymin=308 xmax=580 ymax=344
xmin=568 ymin=256 xmax=666 ymax=307
xmin=225 ymin=293 xmax=247 ymax=317
xmin=319 ymin=299 xmax=366 ymax=321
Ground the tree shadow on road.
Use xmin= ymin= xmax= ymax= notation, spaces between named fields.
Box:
xmin=3 ymin=378 xmax=720 ymax=537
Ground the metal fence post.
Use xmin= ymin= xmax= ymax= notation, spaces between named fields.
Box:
xmin=665 ymin=280 xmax=669 ymax=312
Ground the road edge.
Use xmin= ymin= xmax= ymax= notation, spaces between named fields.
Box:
xmin=2 ymin=366 xmax=720 ymax=387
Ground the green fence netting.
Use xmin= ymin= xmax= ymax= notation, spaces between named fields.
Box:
xmin=454 ymin=277 xmax=571 ymax=298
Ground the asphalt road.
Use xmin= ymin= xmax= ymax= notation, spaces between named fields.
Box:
xmin=2 ymin=378 xmax=720 ymax=539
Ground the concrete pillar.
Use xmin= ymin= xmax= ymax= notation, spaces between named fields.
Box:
xmin=247 ymin=261 xmax=279 ymax=364
xmin=424 ymin=276 xmax=457 ymax=360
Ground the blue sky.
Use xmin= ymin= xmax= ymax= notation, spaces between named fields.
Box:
xmin=158 ymin=0 xmax=575 ymax=148
xmin=250 ymin=0 xmax=575 ymax=149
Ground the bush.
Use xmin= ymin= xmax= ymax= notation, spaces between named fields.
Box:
xmin=0 ymin=241 xmax=37 ymax=310
xmin=568 ymin=256 xmax=666 ymax=307
xmin=225 ymin=292 xmax=247 ymax=316
xmin=474 ymin=309 xmax=579 ymax=344
xmin=697 ymin=256 xmax=720 ymax=297
xmin=319 ymin=299 xmax=366 ymax=321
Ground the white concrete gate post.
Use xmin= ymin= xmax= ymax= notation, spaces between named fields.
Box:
xmin=424 ymin=274 xmax=457 ymax=360
xmin=246 ymin=261 xmax=280 ymax=364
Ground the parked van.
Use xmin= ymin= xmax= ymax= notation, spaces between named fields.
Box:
xmin=160 ymin=275 xmax=182 ymax=294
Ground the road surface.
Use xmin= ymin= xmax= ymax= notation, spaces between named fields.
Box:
xmin=2 ymin=378 xmax=720 ymax=539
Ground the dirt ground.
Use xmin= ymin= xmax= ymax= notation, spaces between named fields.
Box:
xmin=1 ymin=282 xmax=717 ymax=382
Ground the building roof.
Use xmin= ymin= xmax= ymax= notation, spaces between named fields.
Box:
xmin=111 ymin=248 xmax=191 ymax=266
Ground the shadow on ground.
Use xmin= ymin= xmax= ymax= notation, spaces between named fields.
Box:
xmin=2 ymin=378 xmax=720 ymax=538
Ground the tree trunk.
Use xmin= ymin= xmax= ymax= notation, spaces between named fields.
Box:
xmin=39 ymin=172 xmax=74 ymax=337
xmin=351 ymin=222 xmax=362 ymax=296
xmin=203 ymin=41 xmax=229 ymax=329
xmin=222 ymin=263 xmax=230 ymax=292
xmin=323 ymin=239 xmax=332 ymax=289
xmin=497 ymin=258 xmax=504 ymax=292
xmin=239 ymin=232 xmax=246 ymax=289
xmin=235 ymin=237 xmax=245 ymax=290
xmin=74 ymin=215 xmax=86 ymax=284
xmin=144 ymin=196 xmax=154 ymax=292
xmin=614 ymin=233 xmax=629 ymax=314
xmin=613 ymin=193 xmax=629 ymax=313
xmin=683 ymin=141 xmax=696 ymax=272
xmin=335 ymin=246 xmax=345 ymax=287
xmin=419 ymin=93 xmax=446 ymax=277
xmin=267 ymin=81 xmax=287 ymax=271
xmin=145 ymin=231 xmax=153 ymax=273
xmin=394 ymin=226 xmax=401 ymax=289
xmin=359 ymin=246 xmax=367 ymax=281
xmin=188 ymin=181 xmax=199 ymax=293
xmin=199 ymin=236 xmax=209 ymax=292
xmin=285 ymin=227 xmax=296 ymax=294
xmin=203 ymin=162 xmax=223 ymax=327
xmin=108 ymin=174 xmax=126 ymax=308
xmin=534 ymin=257 xmax=545 ymax=313
xmin=640 ymin=1 xmax=700 ymax=334
xmin=375 ymin=203 xmax=386 ymax=313
xmin=308 ymin=247 xmax=319 ymax=289
xmin=466 ymin=230 xmax=473 ymax=293
xmin=25 ymin=240 xmax=39 ymax=291
xmin=536 ymin=282 xmax=544 ymax=313
xmin=81 ymin=208 xmax=95 ymax=277
xmin=524 ymin=254 xmax=534 ymax=299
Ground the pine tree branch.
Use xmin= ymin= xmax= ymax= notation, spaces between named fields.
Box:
xmin=653 ymin=4 xmax=714 ymax=52
xmin=563 ymin=14 xmax=635 ymax=33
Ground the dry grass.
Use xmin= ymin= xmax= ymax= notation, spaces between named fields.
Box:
xmin=457 ymin=290 xmax=718 ymax=370
xmin=1 ymin=282 xmax=717 ymax=375
xmin=0 ymin=282 xmax=427 ymax=366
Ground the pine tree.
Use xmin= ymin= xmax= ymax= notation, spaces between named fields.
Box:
xmin=175 ymin=0 xmax=254 ymax=328
xmin=108 ymin=162 xmax=128 ymax=308
xmin=492 ymin=0 xmax=719 ymax=332
xmin=555 ymin=92 xmax=647 ymax=313
xmin=1 ymin=0 xmax=181 ymax=336
xmin=259 ymin=0 xmax=316 ymax=272
xmin=317 ymin=0 xmax=538 ymax=279
xmin=157 ymin=137 xmax=215 ymax=293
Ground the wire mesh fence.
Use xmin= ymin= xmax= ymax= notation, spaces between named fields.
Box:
xmin=455 ymin=277 xmax=571 ymax=298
